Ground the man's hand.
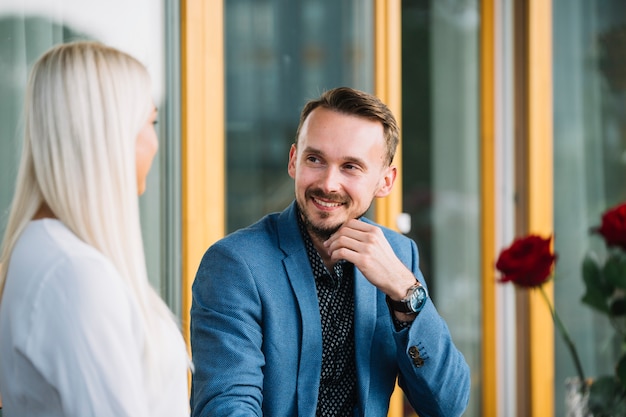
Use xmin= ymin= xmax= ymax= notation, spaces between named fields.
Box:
xmin=323 ymin=219 xmax=417 ymax=301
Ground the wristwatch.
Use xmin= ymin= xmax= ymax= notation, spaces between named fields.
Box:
xmin=386 ymin=283 xmax=428 ymax=314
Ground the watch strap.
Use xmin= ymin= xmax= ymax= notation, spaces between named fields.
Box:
xmin=386 ymin=283 xmax=427 ymax=314
xmin=386 ymin=294 xmax=415 ymax=314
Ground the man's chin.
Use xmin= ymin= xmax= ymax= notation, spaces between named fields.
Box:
xmin=306 ymin=217 xmax=344 ymax=241
xmin=297 ymin=202 xmax=344 ymax=238
xmin=309 ymin=225 xmax=341 ymax=241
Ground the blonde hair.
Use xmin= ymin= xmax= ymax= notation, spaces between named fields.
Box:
xmin=0 ymin=41 xmax=184 ymax=389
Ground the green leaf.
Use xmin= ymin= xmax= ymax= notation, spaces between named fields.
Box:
xmin=617 ymin=353 xmax=626 ymax=390
xmin=588 ymin=376 xmax=626 ymax=416
xmin=582 ymin=255 xmax=611 ymax=313
xmin=604 ymin=253 xmax=626 ymax=290
xmin=588 ymin=376 xmax=613 ymax=412
xmin=584 ymin=255 xmax=612 ymax=292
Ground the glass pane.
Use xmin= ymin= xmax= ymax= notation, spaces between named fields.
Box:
xmin=0 ymin=0 xmax=180 ymax=315
xmin=225 ymin=0 xmax=374 ymax=232
xmin=402 ymin=1 xmax=481 ymax=416
xmin=553 ymin=1 xmax=626 ymax=415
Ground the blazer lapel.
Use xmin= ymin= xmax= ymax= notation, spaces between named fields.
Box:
xmin=277 ymin=203 xmax=322 ymax=417
xmin=354 ymin=268 xmax=377 ymax=411
xmin=276 ymin=203 xmax=379 ymax=416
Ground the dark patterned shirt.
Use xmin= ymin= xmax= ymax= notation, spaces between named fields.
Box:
xmin=297 ymin=214 xmax=358 ymax=417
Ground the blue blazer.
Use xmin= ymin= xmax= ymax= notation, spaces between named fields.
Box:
xmin=190 ymin=202 xmax=470 ymax=417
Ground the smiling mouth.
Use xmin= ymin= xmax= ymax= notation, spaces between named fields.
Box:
xmin=313 ymin=197 xmax=343 ymax=208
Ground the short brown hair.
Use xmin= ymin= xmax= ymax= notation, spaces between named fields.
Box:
xmin=294 ymin=87 xmax=399 ymax=165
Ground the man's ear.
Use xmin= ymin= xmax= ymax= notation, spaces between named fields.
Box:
xmin=288 ymin=144 xmax=297 ymax=179
xmin=375 ymin=165 xmax=397 ymax=198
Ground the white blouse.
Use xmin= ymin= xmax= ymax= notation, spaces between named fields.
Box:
xmin=0 ymin=219 xmax=189 ymax=417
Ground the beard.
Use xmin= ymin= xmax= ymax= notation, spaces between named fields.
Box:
xmin=300 ymin=210 xmax=342 ymax=241
xmin=296 ymin=189 xmax=368 ymax=241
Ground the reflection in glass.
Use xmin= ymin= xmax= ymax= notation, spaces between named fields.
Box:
xmin=0 ymin=1 xmax=177 ymax=314
xmin=0 ymin=16 xmax=86 ymax=237
xmin=402 ymin=2 xmax=481 ymax=416
xmin=225 ymin=0 xmax=374 ymax=232
xmin=554 ymin=1 xmax=626 ymax=415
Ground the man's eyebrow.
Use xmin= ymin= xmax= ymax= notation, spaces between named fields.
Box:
xmin=302 ymin=146 xmax=368 ymax=167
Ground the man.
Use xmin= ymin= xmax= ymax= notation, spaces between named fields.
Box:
xmin=190 ymin=87 xmax=470 ymax=417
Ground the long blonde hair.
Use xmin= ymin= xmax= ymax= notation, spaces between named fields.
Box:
xmin=0 ymin=41 xmax=184 ymax=388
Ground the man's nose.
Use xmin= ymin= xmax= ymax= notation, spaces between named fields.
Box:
xmin=319 ymin=166 xmax=342 ymax=193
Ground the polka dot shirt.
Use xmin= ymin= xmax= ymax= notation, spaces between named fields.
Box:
xmin=297 ymin=214 xmax=358 ymax=417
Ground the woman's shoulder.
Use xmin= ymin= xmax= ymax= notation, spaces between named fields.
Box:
xmin=13 ymin=219 xmax=118 ymax=280
xmin=0 ymin=219 xmax=151 ymax=417
xmin=21 ymin=218 xmax=109 ymax=258
xmin=1 ymin=218 xmax=145 ymax=376
xmin=5 ymin=219 xmax=137 ymax=330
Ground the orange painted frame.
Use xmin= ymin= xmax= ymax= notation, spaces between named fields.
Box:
xmin=373 ymin=1 xmax=403 ymax=414
xmin=526 ymin=0 xmax=554 ymax=415
xmin=374 ymin=0 xmax=403 ymax=235
xmin=180 ymin=0 xmax=225 ymax=350
xmin=481 ymin=0 xmax=497 ymax=415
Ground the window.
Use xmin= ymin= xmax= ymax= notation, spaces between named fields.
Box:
xmin=0 ymin=0 xmax=181 ymax=316
xmin=225 ymin=0 xmax=374 ymax=232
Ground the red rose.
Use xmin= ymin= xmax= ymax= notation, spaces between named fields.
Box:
xmin=496 ymin=235 xmax=557 ymax=288
xmin=593 ymin=203 xmax=626 ymax=250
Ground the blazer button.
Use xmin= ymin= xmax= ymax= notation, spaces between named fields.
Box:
xmin=408 ymin=346 xmax=424 ymax=368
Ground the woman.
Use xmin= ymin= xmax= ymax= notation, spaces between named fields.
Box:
xmin=0 ymin=42 xmax=190 ymax=416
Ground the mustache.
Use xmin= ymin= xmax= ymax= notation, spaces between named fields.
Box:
xmin=306 ymin=189 xmax=347 ymax=203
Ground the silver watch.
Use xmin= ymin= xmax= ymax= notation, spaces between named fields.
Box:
xmin=387 ymin=283 xmax=428 ymax=314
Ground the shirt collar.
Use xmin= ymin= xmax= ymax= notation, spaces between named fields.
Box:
xmin=296 ymin=206 xmax=349 ymax=286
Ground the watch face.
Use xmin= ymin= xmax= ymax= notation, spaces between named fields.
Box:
xmin=409 ymin=286 xmax=427 ymax=312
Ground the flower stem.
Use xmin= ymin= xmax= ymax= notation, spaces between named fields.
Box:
xmin=539 ymin=286 xmax=587 ymax=389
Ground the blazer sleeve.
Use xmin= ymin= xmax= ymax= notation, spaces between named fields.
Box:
xmin=392 ymin=239 xmax=471 ymax=417
xmin=190 ymin=243 xmax=265 ymax=417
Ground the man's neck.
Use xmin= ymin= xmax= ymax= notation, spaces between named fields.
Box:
xmin=295 ymin=207 xmax=336 ymax=271
xmin=308 ymin=233 xmax=335 ymax=271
